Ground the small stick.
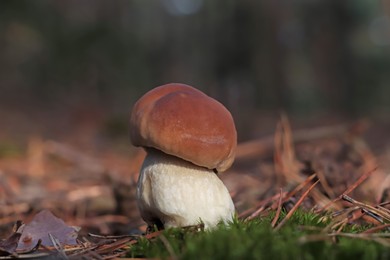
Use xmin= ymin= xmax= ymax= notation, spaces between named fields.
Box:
xmin=95 ymin=237 xmax=135 ymax=255
xmin=271 ymin=188 xmax=283 ymax=228
xmin=239 ymin=192 xmax=286 ymax=219
xmin=341 ymin=194 xmax=390 ymax=223
xmin=343 ymin=167 xmax=378 ymax=197
xmin=235 ymin=124 xmax=348 ymax=160
xmin=239 ymin=174 xmax=316 ymax=219
xmin=282 ymin=174 xmax=317 ymax=205
xmin=274 ymin=180 xmax=319 ymax=231
xmin=363 ymin=224 xmax=390 ymax=234
xmin=88 ymin=233 xmax=140 ymax=239
xmin=245 ymin=206 xmax=266 ymax=222
xmin=316 ymin=170 xmax=336 ymax=199
xmin=379 ymin=201 xmax=390 ymax=207
xmin=48 ymin=234 xmax=67 ymax=259
xmin=316 ymin=167 xmax=377 ymax=213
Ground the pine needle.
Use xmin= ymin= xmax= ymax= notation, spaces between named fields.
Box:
xmin=274 ymin=180 xmax=320 ymax=231
xmin=271 ymin=188 xmax=283 ymax=228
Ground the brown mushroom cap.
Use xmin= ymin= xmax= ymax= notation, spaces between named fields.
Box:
xmin=130 ymin=83 xmax=237 ymax=172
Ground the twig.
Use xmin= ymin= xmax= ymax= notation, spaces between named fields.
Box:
xmin=244 ymin=206 xmax=266 ymax=222
xmin=88 ymin=233 xmax=140 ymax=239
xmin=364 ymin=224 xmax=390 ymax=234
xmin=239 ymin=192 xmax=286 ymax=219
xmin=144 ymin=230 xmax=163 ymax=240
xmin=48 ymin=233 xmax=67 ymax=259
xmin=239 ymin=174 xmax=316 ymax=219
xmin=379 ymin=201 xmax=390 ymax=207
xmin=342 ymin=167 xmax=378 ymax=197
xmin=315 ymin=167 xmax=378 ymax=213
xmin=94 ymin=237 xmax=134 ymax=255
xmin=271 ymin=189 xmax=283 ymax=228
xmin=341 ymin=194 xmax=390 ymax=223
xmin=274 ymin=180 xmax=320 ymax=231
xmin=44 ymin=140 xmax=105 ymax=174
xmin=280 ymin=174 xmax=317 ymax=205
xmin=316 ymin=170 xmax=336 ymax=199
xmin=235 ymin=124 xmax=349 ymax=161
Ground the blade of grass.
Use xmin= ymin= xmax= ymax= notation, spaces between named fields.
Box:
xmin=159 ymin=235 xmax=178 ymax=260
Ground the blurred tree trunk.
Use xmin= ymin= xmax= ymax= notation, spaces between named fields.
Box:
xmin=305 ymin=0 xmax=356 ymax=115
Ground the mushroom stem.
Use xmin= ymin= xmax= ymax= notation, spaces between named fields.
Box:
xmin=137 ymin=149 xmax=235 ymax=229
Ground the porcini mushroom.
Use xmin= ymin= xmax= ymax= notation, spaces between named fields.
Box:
xmin=130 ymin=83 xmax=237 ymax=229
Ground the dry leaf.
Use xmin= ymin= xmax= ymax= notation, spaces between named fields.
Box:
xmin=16 ymin=210 xmax=79 ymax=252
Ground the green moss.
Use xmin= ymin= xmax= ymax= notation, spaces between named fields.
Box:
xmin=126 ymin=211 xmax=390 ymax=259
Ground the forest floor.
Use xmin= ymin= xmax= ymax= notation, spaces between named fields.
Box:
xmin=1 ymin=107 xmax=390 ymax=258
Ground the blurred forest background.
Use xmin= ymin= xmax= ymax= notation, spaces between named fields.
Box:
xmin=1 ymin=0 xmax=390 ymax=245
xmin=1 ymin=0 xmax=390 ymax=145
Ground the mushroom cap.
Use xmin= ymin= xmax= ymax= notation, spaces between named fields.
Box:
xmin=130 ymin=83 xmax=237 ymax=172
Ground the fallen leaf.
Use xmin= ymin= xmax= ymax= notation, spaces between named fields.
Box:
xmin=0 ymin=232 xmax=21 ymax=256
xmin=16 ymin=210 xmax=79 ymax=252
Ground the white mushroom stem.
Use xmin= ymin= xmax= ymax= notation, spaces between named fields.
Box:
xmin=137 ymin=149 xmax=235 ymax=229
